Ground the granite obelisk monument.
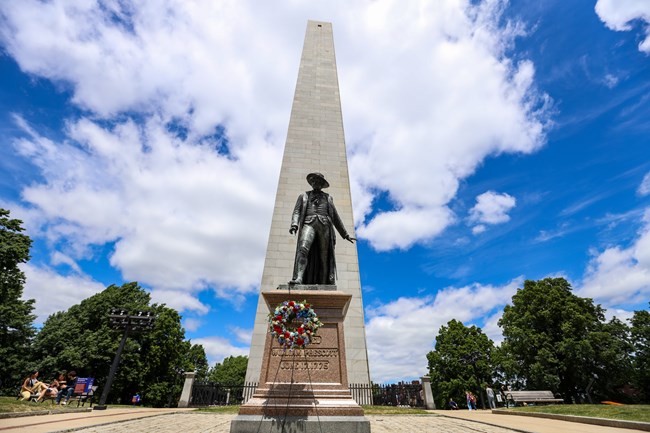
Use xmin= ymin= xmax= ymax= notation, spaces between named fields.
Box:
xmin=244 ymin=20 xmax=370 ymax=388
xmin=231 ymin=20 xmax=371 ymax=433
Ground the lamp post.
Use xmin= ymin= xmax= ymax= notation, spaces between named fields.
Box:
xmin=94 ymin=309 xmax=155 ymax=410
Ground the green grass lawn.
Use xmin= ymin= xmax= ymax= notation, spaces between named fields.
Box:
xmin=0 ymin=396 xmax=148 ymax=414
xmin=508 ymin=404 xmax=650 ymax=423
xmin=362 ymin=406 xmax=429 ymax=415
xmin=0 ymin=396 xmax=91 ymax=413
xmin=196 ymin=405 xmax=240 ymax=414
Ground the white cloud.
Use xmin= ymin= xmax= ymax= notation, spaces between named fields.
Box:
xmin=182 ymin=318 xmax=203 ymax=332
xmin=578 ymin=208 xmax=650 ymax=306
xmin=50 ymin=251 xmax=82 ymax=273
xmin=20 ymin=263 xmax=105 ymax=323
xmin=472 ymin=224 xmax=487 ymax=235
xmin=0 ymin=1 xmax=549 ymax=309
xmin=605 ymin=308 xmax=635 ymax=323
xmin=13 ymin=116 xmax=281 ymax=299
xmin=193 ymin=336 xmax=249 ymax=367
xmin=468 ymin=191 xmax=517 ymax=233
xmin=229 ymin=326 xmax=254 ymax=345
xmin=151 ymin=290 xmax=210 ymax=315
xmin=595 ymin=0 xmax=650 ymax=53
xmin=365 ymin=277 xmax=522 ymax=382
xmin=638 ymin=171 xmax=650 ymax=196
xmin=481 ymin=310 xmax=505 ymax=345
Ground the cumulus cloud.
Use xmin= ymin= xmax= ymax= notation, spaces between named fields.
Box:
xmin=20 ymin=263 xmax=106 ymax=323
xmin=638 ymin=171 xmax=650 ymax=196
xmin=468 ymin=191 xmax=517 ymax=233
xmin=365 ymin=277 xmax=522 ymax=382
xmin=578 ymin=208 xmax=650 ymax=306
xmin=12 ymin=114 xmax=280 ymax=297
xmin=192 ymin=336 xmax=249 ymax=366
xmin=151 ymin=290 xmax=210 ymax=315
xmin=596 ymin=0 xmax=650 ymax=53
xmin=0 ymin=0 xmax=549 ymax=311
xmin=182 ymin=318 xmax=203 ymax=332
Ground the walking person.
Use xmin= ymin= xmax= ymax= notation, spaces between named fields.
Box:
xmin=486 ymin=386 xmax=497 ymax=409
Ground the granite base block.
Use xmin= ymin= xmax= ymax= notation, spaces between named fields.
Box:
xmin=277 ymin=284 xmax=337 ymax=291
xmin=230 ymin=415 xmax=371 ymax=433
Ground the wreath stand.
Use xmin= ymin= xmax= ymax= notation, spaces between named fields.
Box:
xmin=230 ymin=286 xmax=370 ymax=433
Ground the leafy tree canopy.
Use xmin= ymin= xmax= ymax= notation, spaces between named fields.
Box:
xmin=498 ymin=277 xmax=632 ymax=402
xmin=427 ymin=319 xmax=494 ymax=409
xmin=0 ymin=208 xmax=36 ymax=394
xmin=31 ymin=282 xmax=207 ymax=406
xmin=208 ymin=355 xmax=248 ymax=386
xmin=631 ymin=307 xmax=650 ymax=400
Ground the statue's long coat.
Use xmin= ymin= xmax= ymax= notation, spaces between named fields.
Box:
xmin=291 ymin=191 xmax=350 ymax=284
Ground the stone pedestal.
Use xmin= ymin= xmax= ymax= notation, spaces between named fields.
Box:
xmin=231 ymin=288 xmax=370 ymax=433
xmin=177 ymin=371 xmax=196 ymax=408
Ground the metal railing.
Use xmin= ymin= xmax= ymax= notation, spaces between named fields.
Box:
xmin=190 ymin=381 xmax=424 ymax=407
xmin=189 ymin=382 xmax=257 ymax=407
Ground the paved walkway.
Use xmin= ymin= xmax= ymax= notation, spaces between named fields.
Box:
xmin=64 ymin=413 xmax=524 ymax=433
xmin=431 ymin=410 xmax=648 ymax=433
xmin=1 ymin=409 xmax=647 ymax=433
xmin=0 ymin=408 xmax=194 ymax=433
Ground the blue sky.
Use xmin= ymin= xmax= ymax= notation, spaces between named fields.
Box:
xmin=1 ymin=0 xmax=649 ymax=382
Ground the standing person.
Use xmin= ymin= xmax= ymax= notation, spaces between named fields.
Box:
xmin=289 ymin=173 xmax=355 ymax=285
xmin=56 ymin=371 xmax=78 ymax=405
xmin=486 ymin=386 xmax=497 ymax=409
xmin=19 ymin=371 xmax=48 ymax=401
xmin=465 ymin=391 xmax=473 ymax=410
xmin=469 ymin=391 xmax=477 ymax=410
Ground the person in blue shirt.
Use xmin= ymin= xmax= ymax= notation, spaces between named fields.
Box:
xmin=56 ymin=371 xmax=78 ymax=405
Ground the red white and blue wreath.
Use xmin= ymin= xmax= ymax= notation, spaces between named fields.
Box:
xmin=268 ymin=300 xmax=323 ymax=350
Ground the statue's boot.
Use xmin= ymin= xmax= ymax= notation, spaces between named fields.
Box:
xmin=290 ymin=256 xmax=307 ymax=285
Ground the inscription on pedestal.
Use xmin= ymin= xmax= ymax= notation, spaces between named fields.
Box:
xmin=264 ymin=324 xmax=342 ymax=384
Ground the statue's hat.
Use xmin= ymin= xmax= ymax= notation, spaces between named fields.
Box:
xmin=307 ymin=172 xmax=330 ymax=188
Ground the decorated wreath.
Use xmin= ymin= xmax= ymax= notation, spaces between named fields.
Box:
xmin=268 ymin=300 xmax=323 ymax=350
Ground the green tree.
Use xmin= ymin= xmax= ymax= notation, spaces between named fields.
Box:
xmin=208 ymin=355 xmax=249 ymax=386
xmin=427 ymin=319 xmax=494 ymax=409
xmin=31 ymin=282 xmax=207 ymax=406
xmin=0 ymin=209 xmax=36 ymax=394
xmin=586 ymin=317 xmax=634 ymax=402
xmin=185 ymin=343 xmax=209 ymax=382
xmin=631 ymin=307 xmax=650 ymax=401
xmin=498 ymin=278 xmax=616 ymax=402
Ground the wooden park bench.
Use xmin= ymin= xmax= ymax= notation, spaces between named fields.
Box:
xmin=505 ymin=390 xmax=564 ymax=406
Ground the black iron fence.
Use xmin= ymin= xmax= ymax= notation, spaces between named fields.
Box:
xmin=190 ymin=381 xmax=424 ymax=408
xmin=359 ymin=382 xmax=424 ymax=407
xmin=189 ymin=382 xmax=257 ymax=407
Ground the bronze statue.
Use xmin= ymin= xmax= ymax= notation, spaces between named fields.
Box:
xmin=289 ymin=173 xmax=355 ymax=285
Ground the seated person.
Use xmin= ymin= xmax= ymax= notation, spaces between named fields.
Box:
xmin=448 ymin=398 xmax=459 ymax=410
xmin=56 ymin=371 xmax=78 ymax=405
xmin=20 ymin=371 xmax=48 ymax=401
xmin=36 ymin=373 xmax=64 ymax=402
